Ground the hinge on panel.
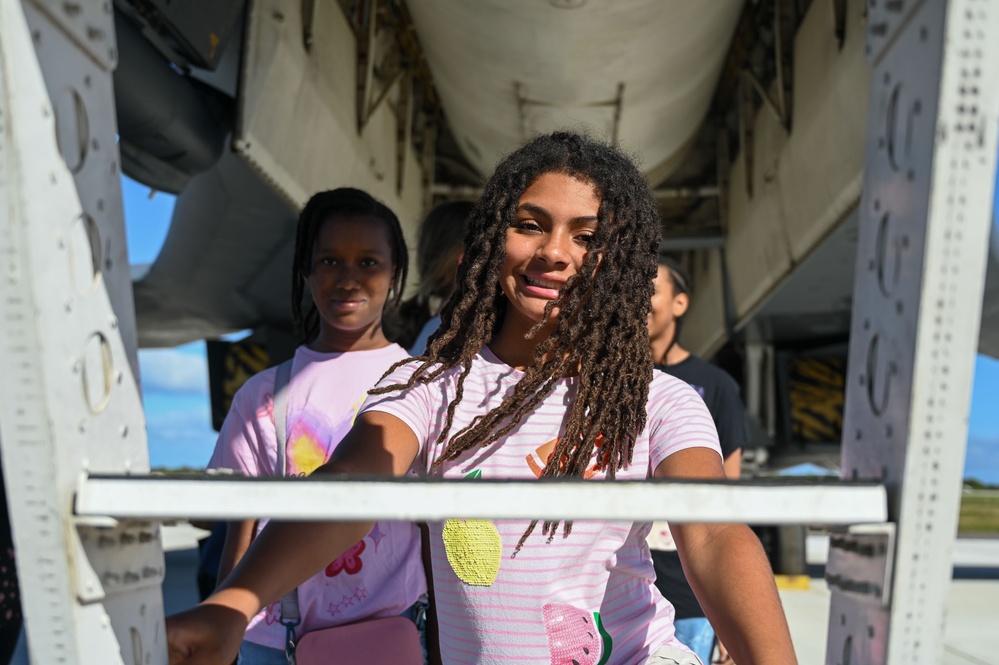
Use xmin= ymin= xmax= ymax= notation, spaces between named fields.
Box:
xmin=71 ymin=519 xmax=165 ymax=604
xmin=824 ymin=524 xmax=895 ymax=664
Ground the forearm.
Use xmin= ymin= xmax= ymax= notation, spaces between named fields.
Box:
xmin=217 ymin=520 xmax=254 ymax=585
xmin=676 ymin=523 xmax=796 ymax=664
xmin=211 ymin=519 xmax=373 ymax=622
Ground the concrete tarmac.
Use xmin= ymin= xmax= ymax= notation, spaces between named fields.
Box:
xmin=780 ymin=578 xmax=999 ymax=664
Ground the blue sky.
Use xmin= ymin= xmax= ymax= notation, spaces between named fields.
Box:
xmin=122 ymin=175 xmax=999 ymax=483
xmin=123 ymin=179 xmax=220 ymax=469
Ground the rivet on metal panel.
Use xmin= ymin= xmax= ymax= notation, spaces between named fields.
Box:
xmin=843 ymin=634 xmax=854 ymax=665
xmin=63 ymin=3 xmax=82 ymax=17
xmin=885 ymin=0 xmax=904 ymax=11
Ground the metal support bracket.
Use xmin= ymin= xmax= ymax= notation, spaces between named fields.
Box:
xmin=825 ymin=524 xmax=897 ymax=663
xmin=355 ymin=0 xmax=406 ymax=133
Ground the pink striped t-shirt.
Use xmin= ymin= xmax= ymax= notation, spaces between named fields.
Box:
xmin=361 ymin=346 xmax=722 ymax=665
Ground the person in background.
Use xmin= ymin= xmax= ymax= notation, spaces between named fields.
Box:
xmin=647 ymin=256 xmax=748 ymax=665
xmin=208 ymin=188 xmax=427 ymax=664
xmin=387 ymin=200 xmax=473 ymax=354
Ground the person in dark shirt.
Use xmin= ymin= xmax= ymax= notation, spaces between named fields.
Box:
xmin=647 ymin=256 xmax=747 ymax=664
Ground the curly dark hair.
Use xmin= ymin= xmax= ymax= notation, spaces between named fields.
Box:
xmin=291 ymin=188 xmax=409 ymax=343
xmin=374 ymin=131 xmax=661 ymax=548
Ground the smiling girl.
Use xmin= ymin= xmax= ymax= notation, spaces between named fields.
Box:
xmin=169 ymin=134 xmax=795 ymax=665
xmin=206 ymin=188 xmax=426 ymax=664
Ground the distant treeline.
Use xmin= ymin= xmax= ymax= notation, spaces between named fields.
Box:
xmin=965 ymin=478 xmax=999 ymax=490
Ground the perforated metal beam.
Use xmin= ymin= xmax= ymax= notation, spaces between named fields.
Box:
xmin=832 ymin=0 xmax=999 ymax=662
xmin=0 ymin=2 xmax=163 ymax=663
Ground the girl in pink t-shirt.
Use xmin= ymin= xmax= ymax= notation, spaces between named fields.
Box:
xmin=207 ymin=188 xmax=426 ymax=664
xmin=168 ymin=134 xmax=796 ymax=665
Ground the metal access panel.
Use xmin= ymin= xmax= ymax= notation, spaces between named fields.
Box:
xmin=0 ymin=1 xmax=165 ymax=663
xmin=833 ymin=0 xmax=999 ymax=663
xmin=124 ymin=0 xmax=246 ymax=69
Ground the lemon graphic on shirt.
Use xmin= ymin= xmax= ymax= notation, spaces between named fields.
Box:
xmin=442 ymin=469 xmax=502 ymax=586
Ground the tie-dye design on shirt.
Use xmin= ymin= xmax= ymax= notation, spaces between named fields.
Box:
xmin=285 ymin=394 xmax=366 ymax=476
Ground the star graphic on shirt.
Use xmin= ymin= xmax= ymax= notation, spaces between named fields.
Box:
xmin=341 ymin=594 xmax=355 ymax=608
xmin=369 ymin=522 xmax=385 ymax=552
xmin=353 ymin=586 xmax=368 ymax=602
xmin=328 ymin=601 xmax=341 ymax=617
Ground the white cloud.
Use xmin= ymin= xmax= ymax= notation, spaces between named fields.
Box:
xmin=139 ymin=346 xmax=209 ymax=395
xmin=144 ymin=394 xmax=218 ymax=469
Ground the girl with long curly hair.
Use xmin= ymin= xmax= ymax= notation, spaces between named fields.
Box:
xmin=168 ymin=133 xmax=795 ymax=665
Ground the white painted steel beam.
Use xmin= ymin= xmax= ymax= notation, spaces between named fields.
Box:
xmin=831 ymin=0 xmax=999 ymax=662
xmin=0 ymin=2 xmax=164 ymax=663
xmin=75 ymin=475 xmax=888 ymax=525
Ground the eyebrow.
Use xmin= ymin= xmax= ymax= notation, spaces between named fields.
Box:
xmin=517 ymin=203 xmax=598 ymax=225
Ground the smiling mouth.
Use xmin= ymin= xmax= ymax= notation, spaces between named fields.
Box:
xmin=523 ymin=276 xmax=563 ymax=291
xmin=330 ymin=298 xmax=365 ymax=309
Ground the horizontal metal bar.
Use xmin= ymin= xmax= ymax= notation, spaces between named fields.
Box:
xmin=76 ymin=475 xmax=888 ymax=525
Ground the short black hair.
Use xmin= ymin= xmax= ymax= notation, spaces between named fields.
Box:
xmin=658 ymin=255 xmax=691 ymax=296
